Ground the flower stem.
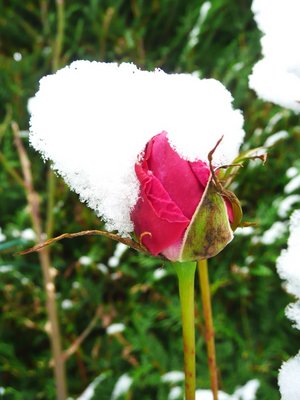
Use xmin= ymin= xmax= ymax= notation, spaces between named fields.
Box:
xmin=173 ymin=261 xmax=197 ymax=400
xmin=13 ymin=122 xmax=67 ymax=400
xmin=198 ymin=259 xmax=218 ymax=400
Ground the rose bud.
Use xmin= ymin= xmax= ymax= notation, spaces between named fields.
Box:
xmin=131 ymin=131 xmax=240 ymax=262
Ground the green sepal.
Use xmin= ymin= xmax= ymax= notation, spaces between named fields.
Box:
xmin=179 ymin=177 xmax=234 ymax=262
xmin=221 ymin=188 xmax=243 ymax=231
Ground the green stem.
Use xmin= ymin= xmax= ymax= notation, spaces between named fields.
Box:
xmin=52 ymin=0 xmax=65 ymax=72
xmin=173 ymin=261 xmax=197 ymax=400
xmin=198 ymin=259 xmax=218 ymax=400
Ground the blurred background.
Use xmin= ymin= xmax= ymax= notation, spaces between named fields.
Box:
xmin=1 ymin=0 xmax=300 ymax=399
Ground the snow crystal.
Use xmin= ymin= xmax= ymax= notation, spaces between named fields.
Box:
xmin=111 ymin=373 xmax=133 ymax=400
xmin=278 ymin=353 xmax=300 ymax=400
xmin=106 ymin=323 xmax=125 ymax=335
xmin=161 ymin=371 xmax=185 ymax=383
xmin=29 ymin=61 xmax=245 ymax=235
xmin=249 ymin=0 xmax=300 ymax=112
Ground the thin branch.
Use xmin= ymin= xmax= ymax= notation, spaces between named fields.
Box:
xmin=18 ymin=230 xmax=150 ymax=256
xmin=12 ymin=121 xmax=67 ymax=400
xmin=50 ymin=306 xmax=102 ymax=367
xmin=0 ymin=152 xmax=27 ymax=188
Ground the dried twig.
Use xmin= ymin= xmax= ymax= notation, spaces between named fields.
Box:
xmin=18 ymin=229 xmax=148 ymax=255
xmin=13 ymin=121 xmax=67 ymax=400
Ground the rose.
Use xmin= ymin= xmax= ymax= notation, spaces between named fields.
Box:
xmin=131 ymin=131 xmax=235 ymax=261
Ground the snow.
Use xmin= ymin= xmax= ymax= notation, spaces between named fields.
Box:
xmin=111 ymin=374 xmax=133 ymax=399
xmin=277 ymin=210 xmax=300 ymax=399
xmin=278 ymin=354 xmax=300 ymax=400
xmin=168 ymin=386 xmax=182 ymax=400
xmin=195 ymin=379 xmax=260 ymax=400
xmin=161 ymin=371 xmax=185 ymax=383
xmin=234 ymin=226 xmax=255 ymax=236
xmin=286 ymin=167 xmax=298 ymax=179
xmin=77 ymin=373 xmax=107 ymax=400
xmin=78 ymin=256 xmax=93 ymax=266
xmin=260 ymin=221 xmax=287 ymax=245
xmin=284 ymin=175 xmax=300 ymax=194
xmin=153 ymin=268 xmax=167 ymax=280
xmin=277 ymin=195 xmax=300 ymax=218
xmin=61 ymin=299 xmax=73 ymax=310
xmin=106 ymin=323 xmax=125 ymax=335
xmin=277 ymin=210 xmax=300 ymax=298
xmin=263 ymin=130 xmax=288 ymax=147
xmin=249 ymin=0 xmax=300 ymax=112
xmin=29 ymin=61 xmax=244 ymax=235
xmin=0 ymin=228 xmax=6 ymax=242
xmin=188 ymin=2 xmax=212 ymax=47
xmin=108 ymin=243 xmax=128 ymax=268
xmin=20 ymin=228 xmax=36 ymax=241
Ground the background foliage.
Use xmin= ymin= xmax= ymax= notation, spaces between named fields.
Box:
xmin=1 ymin=0 xmax=300 ymax=399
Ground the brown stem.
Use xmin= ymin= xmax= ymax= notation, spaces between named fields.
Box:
xmin=51 ymin=306 xmax=102 ymax=366
xmin=13 ymin=122 xmax=67 ymax=400
xmin=198 ymin=259 xmax=218 ymax=400
xmin=0 ymin=152 xmax=26 ymax=188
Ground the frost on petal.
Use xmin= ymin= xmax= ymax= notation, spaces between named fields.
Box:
xmin=277 ymin=210 xmax=300 ymax=298
xmin=29 ymin=61 xmax=244 ymax=234
xmin=278 ymin=353 xmax=300 ymax=400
